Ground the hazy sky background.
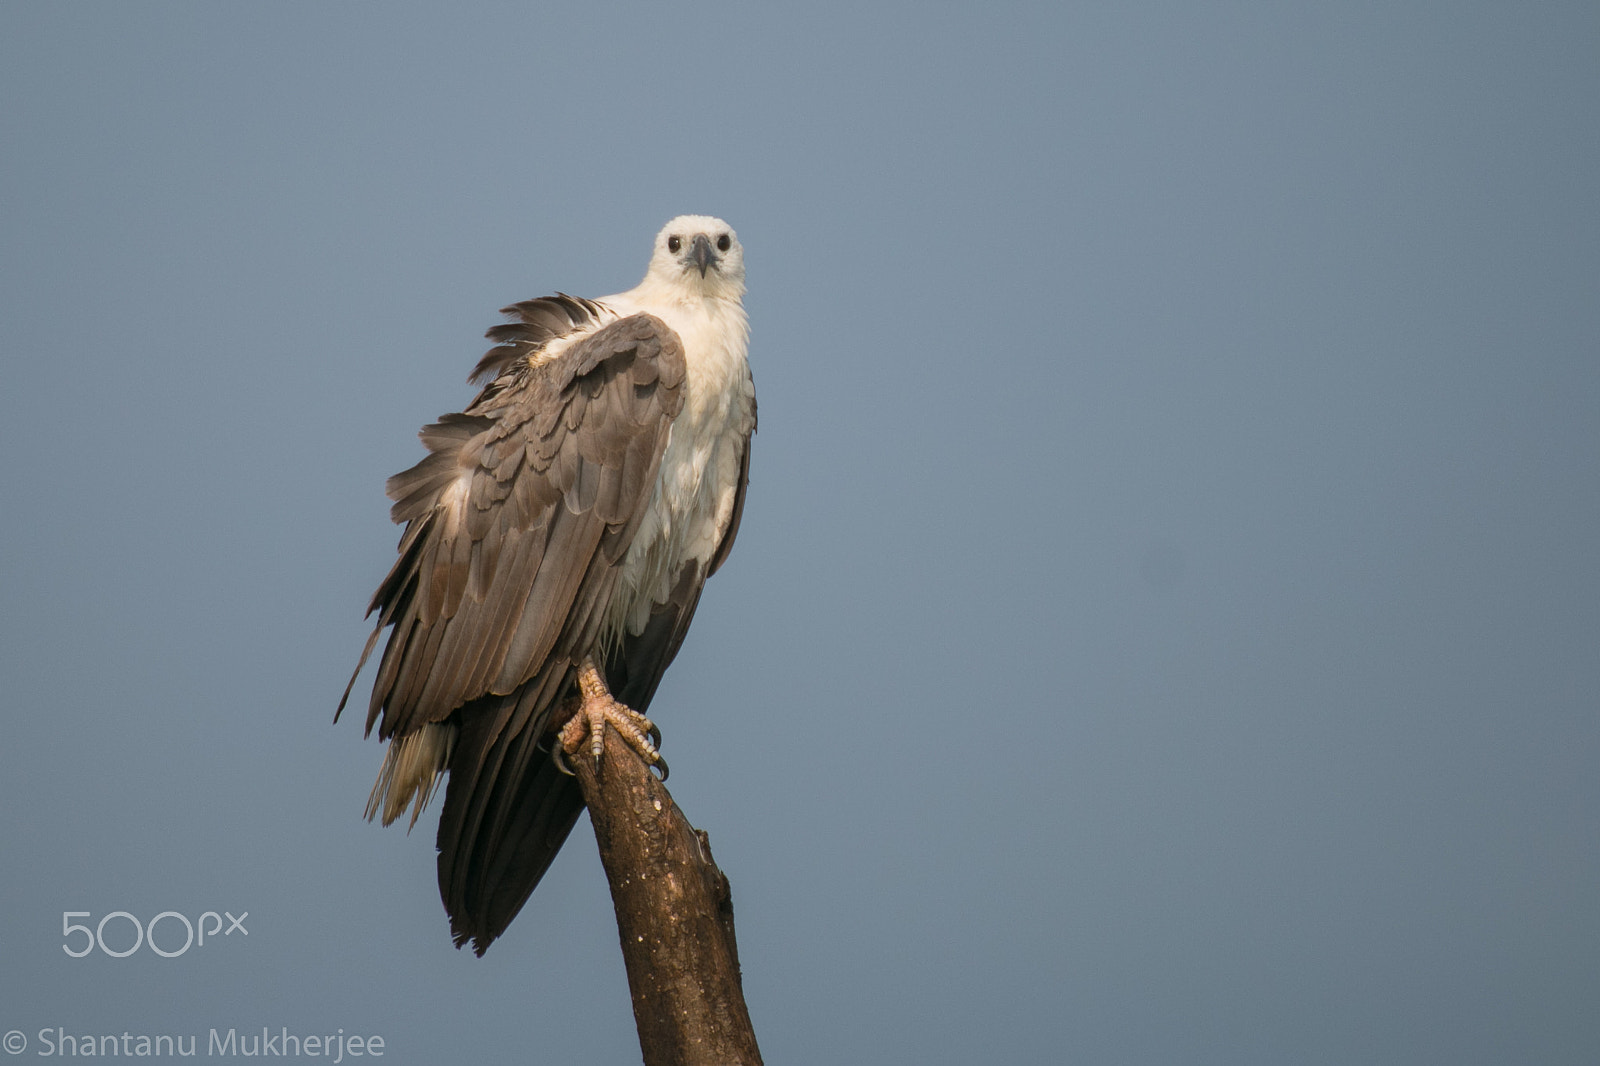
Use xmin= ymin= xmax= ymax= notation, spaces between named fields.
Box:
xmin=2 ymin=3 xmax=1597 ymax=1063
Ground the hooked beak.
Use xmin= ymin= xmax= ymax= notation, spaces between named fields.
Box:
xmin=690 ymin=234 xmax=716 ymax=277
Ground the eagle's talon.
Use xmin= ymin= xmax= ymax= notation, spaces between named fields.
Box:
xmin=651 ymin=754 xmax=669 ymax=782
xmin=552 ymin=745 xmax=575 ymax=777
xmin=559 ymin=658 xmax=668 ymax=776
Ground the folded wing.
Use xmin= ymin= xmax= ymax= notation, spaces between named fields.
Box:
xmin=339 ymin=311 xmax=691 ymax=951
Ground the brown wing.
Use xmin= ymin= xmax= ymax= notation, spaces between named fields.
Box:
xmin=340 ymin=311 xmax=686 ymax=952
xmin=344 ymin=310 xmax=684 ymax=740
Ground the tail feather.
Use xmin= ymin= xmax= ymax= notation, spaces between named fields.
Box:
xmin=364 ymin=722 xmax=457 ymax=828
xmin=427 ymin=591 xmax=702 ymax=954
xmin=435 ymin=684 xmax=584 ymax=955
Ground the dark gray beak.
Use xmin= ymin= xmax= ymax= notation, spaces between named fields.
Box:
xmin=690 ymin=234 xmax=716 ymax=277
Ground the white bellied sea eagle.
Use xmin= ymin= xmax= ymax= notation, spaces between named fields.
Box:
xmin=339 ymin=216 xmax=755 ymax=955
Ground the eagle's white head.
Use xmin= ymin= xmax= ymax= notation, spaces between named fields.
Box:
xmin=638 ymin=215 xmax=745 ymax=301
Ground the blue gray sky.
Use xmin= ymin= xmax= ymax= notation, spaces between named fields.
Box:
xmin=2 ymin=3 xmax=1597 ymax=1063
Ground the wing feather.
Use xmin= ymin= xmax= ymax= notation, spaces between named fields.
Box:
xmin=447 ymin=527 xmax=546 ymax=709
xmin=469 ymin=293 xmax=606 ymax=384
xmin=351 ymin=310 xmax=684 ymax=742
xmin=493 ymin=509 xmax=604 ymax=692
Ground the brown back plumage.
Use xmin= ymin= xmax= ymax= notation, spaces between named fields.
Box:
xmin=470 ymin=293 xmax=606 ymax=385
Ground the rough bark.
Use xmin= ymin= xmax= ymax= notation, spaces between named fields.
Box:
xmin=572 ymin=727 xmax=763 ymax=1066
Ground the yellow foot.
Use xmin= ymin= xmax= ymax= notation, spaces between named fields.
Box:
xmin=555 ymin=658 xmax=668 ymax=780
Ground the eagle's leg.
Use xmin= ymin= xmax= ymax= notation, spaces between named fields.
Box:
xmin=556 ymin=657 xmax=667 ymax=779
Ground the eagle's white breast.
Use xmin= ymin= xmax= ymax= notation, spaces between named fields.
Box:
xmin=598 ymin=281 xmax=754 ymax=643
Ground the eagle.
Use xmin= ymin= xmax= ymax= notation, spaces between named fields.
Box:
xmin=339 ymin=216 xmax=755 ymax=955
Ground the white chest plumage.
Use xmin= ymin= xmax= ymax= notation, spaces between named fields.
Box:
xmin=600 ymin=290 xmax=755 ymax=640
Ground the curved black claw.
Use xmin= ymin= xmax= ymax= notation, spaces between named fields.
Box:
xmin=650 ymin=754 xmax=669 ymax=782
xmin=552 ymin=745 xmax=576 ymax=777
xmin=647 ymin=722 xmax=662 ymax=749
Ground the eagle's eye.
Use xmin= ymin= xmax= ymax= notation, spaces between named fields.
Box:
xmin=667 ymin=236 xmax=682 ymax=253
xmin=717 ymin=234 xmax=731 ymax=252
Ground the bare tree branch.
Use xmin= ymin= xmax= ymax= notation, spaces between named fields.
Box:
xmin=572 ymin=727 xmax=763 ymax=1066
